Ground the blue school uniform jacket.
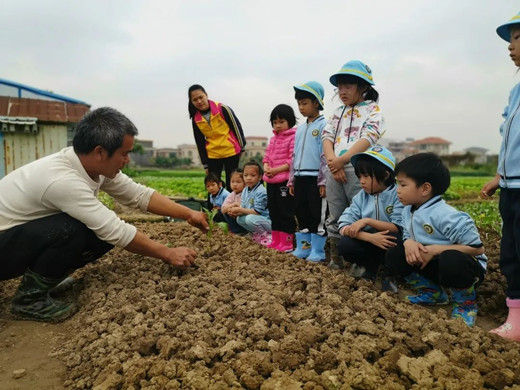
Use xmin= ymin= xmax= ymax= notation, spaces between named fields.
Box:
xmin=338 ymin=184 xmax=403 ymax=232
xmin=209 ymin=187 xmax=230 ymax=208
xmin=402 ymin=195 xmax=487 ymax=270
xmin=499 ymin=82 xmax=520 ymax=188
xmin=289 ymin=115 xmax=327 ymax=186
xmin=240 ymin=182 xmax=270 ymax=218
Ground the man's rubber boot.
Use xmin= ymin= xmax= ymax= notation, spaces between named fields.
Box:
xmin=11 ymin=269 xmax=76 ymax=322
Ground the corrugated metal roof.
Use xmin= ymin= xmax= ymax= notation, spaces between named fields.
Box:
xmin=0 ymin=96 xmax=89 ymax=123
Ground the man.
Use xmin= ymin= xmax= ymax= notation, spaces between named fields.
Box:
xmin=0 ymin=107 xmax=208 ymax=322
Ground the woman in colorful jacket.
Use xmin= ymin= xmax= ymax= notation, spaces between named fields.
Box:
xmin=188 ymin=84 xmax=246 ymax=190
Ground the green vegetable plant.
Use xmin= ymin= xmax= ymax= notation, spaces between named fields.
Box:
xmin=203 ymin=207 xmax=229 ymax=240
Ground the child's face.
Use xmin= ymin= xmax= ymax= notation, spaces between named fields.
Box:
xmin=272 ymin=117 xmax=289 ymax=132
xmin=396 ymin=173 xmax=428 ymax=206
xmin=206 ymin=180 xmax=221 ymax=196
xmin=337 ymin=83 xmax=365 ymax=106
xmin=358 ymin=173 xmax=385 ymax=195
xmin=509 ymin=26 xmax=520 ymax=67
xmin=297 ymin=98 xmax=319 ymax=118
xmin=243 ymin=165 xmax=261 ymax=188
xmin=230 ymin=174 xmax=245 ymax=193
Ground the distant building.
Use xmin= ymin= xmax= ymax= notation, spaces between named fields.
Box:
xmin=177 ymin=144 xmax=202 ymax=167
xmin=243 ymin=136 xmax=268 ymax=160
xmin=0 ymin=78 xmax=90 ymax=178
xmin=155 ymin=147 xmax=179 ymax=159
xmin=130 ymin=139 xmax=155 ymax=167
xmin=464 ymin=147 xmax=488 ymax=164
xmin=408 ymin=137 xmax=451 ymax=156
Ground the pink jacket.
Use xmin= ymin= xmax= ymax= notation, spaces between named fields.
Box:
xmin=262 ymin=127 xmax=296 ymax=184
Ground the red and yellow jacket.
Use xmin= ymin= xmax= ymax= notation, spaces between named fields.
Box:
xmin=192 ymin=100 xmax=246 ymax=168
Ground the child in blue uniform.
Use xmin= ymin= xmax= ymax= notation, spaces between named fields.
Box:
xmin=482 ymin=11 xmax=520 ymax=340
xmin=386 ymin=153 xmax=487 ymax=327
xmin=205 ymin=172 xmax=230 ymax=223
xmin=337 ymin=146 xmax=403 ymax=285
xmin=232 ymin=161 xmax=272 ymax=245
xmin=289 ymin=81 xmax=328 ymax=262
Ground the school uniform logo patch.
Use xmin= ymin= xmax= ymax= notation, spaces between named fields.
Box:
xmin=385 ymin=205 xmax=393 ymax=215
xmin=372 ymin=146 xmax=383 ymax=153
xmin=249 ymin=199 xmax=254 ymax=206
xmin=312 ymin=129 xmax=319 ymax=137
xmin=423 ymin=224 xmax=434 ymax=235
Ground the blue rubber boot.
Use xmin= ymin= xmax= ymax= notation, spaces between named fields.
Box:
xmin=306 ymin=234 xmax=327 ymax=262
xmin=404 ymin=273 xmax=449 ymax=305
xmin=451 ymin=282 xmax=478 ymax=327
xmin=291 ymin=232 xmax=311 ymax=259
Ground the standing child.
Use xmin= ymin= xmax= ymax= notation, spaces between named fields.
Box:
xmin=205 ymin=172 xmax=230 ymax=223
xmin=481 ymin=12 xmax=520 ymax=340
xmin=263 ymin=104 xmax=297 ymax=252
xmin=289 ymin=81 xmax=328 ymax=261
xmin=222 ymin=169 xmax=247 ymax=234
xmin=337 ymin=146 xmax=403 ymax=285
xmin=322 ymin=60 xmax=385 ymax=271
xmin=230 ymin=161 xmax=272 ymax=245
xmin=385 ymin=153 xmax=487 ymax=327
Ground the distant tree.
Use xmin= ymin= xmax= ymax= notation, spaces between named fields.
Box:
xmin=155 ymin=156 xmax=173 ymax=167
xmin=132 ymin=142 xmax=145 ymax=155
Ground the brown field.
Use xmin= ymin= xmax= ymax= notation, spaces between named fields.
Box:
xmin=0 ymin=219 xmax=518 ymax=390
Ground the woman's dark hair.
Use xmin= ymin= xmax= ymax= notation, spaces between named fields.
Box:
xmin=73 ymin=107 xmax=138 ymax=157
xmin=188 ymin=84 xmax=207 ymax=119
xmin=395 ymin=153 xmax=450 ymax=196
xmin=336 ymin=74 xmax=379 ymax=102
xmin=270 ymin=104 xmax=297 ymax=128
xmin=353 ymin=155 xmax=394 ymax=189
xmin=204 ymin=172 xmax=222 ymax=186
xmin=242 ymin=160 xmax=263 ymax=177
xmin=294 ymin=89 xmax=318 ymax=104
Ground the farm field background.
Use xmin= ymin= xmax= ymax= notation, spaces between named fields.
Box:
xmin=115 ymin=169 xmax=502 ymax=234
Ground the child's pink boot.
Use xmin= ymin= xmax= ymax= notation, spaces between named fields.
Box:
xmin=490 ymin=298 xmax=520 ymax=341
xmin=267 ymin=231 xmax=280 ymax=249
xmin=276 ymin=232 xmax=294 ymax=253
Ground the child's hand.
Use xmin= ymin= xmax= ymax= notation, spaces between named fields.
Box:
xmin=289 ymin=185 xmax=294 ymax=196
xmin=481 ymin=174 xmax=500 ymax=199
xmin=339 ymin=225 xmax=351 ymax=236
xmin=319 ymin=185 xmax=326 ymax=198
xmin=368 ymin=230 xmax=397 ymax=250
xmin=348 ymin=219 xmax=368 ymax=237
xmin=404 ymin=239 xmax=428 ymax=266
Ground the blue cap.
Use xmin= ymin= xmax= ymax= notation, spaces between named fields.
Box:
xmin=350 ymin=146 xmax=395 ymax=172
xmin=293 ymin=81 xmax=325 ymax=110
xmin=497 ymin=12 xmax=520 ymax=42
xmin=329 ymin=60 xmax=375 ymax=87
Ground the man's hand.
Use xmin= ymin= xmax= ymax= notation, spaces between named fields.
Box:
xmin=165 ymin=247 xmax=197 ymax=268
xmin=187 ymin=210 xmax=209 ymax=232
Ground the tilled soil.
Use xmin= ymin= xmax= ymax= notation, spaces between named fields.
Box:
xmin=0 ymin=221 xmax=518 ymax=389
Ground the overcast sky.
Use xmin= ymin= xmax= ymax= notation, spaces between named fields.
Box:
xmin=2 ymin=1 xmax=518 ymax=154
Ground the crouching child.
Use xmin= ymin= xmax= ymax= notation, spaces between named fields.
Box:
xmin=384 ymin=153 xmax=487 ymax=327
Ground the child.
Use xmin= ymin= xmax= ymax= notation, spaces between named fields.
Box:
xmin=337 ymin=146 xmax=403 ymax=285
xmin=221 ymin=169 xmax=247 ymax=235
xmin=385 ymin=153 xmax=487 ymax=327
xmin=230 ymin=160 xmax=272 ymax=245
xmin=288 ymin=81 xmax=328 ymax=261
xmin=322 ymin=60 xmax=385 ymax=271
xmin=481 ymin=12 xmax=520 ymax=340
xmin=204 ymin=172 xmax=230 ymax=223
xmin=263 ymin=104 xmax=297 ymax=252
